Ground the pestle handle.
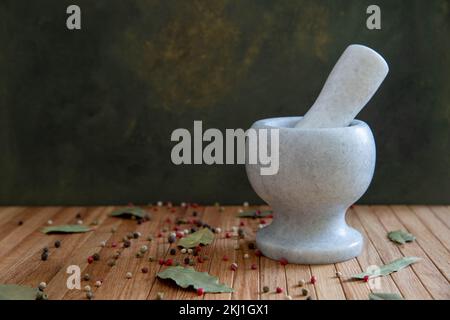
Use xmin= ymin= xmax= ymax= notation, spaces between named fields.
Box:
xmin=295 ymin=44 xmax=389 ymax=129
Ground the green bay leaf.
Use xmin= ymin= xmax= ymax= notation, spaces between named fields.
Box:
xmin=178 ymin=228 xmax=214 ymax=248
xmin=110 ymin=207 xmax=149 ymax=219
xmin=237 ymin=210 xmax=273 ymax=218
xmin=352 ymin=256 xmax=421 ymax=279
xmin=157 ymin=266 xmax=233 ymax=293
xmin=388 ymin=230 xmax=416 ymax=244
xmin=369 ymin=292 xmax=404 ymax=300
xmin=0 ymin=284 xmax=38 ymax=300
xmin=41 ymin=224 xmax=91 ymax=234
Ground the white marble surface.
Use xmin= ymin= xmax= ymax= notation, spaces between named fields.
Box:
xmin=246 ymin=117 xmax=376 ymax=264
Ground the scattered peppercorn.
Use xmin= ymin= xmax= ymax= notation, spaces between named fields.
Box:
xmin=148 ymin=256 xmax=155 ymax=262
xmin=230 ymin=263 xmax=238 ymax=271
xmin=136 ymin=252 xmax=143 ymax=258
xmin=276 ymin=287 xmax=283 ymax=294
xmin=77 ymin=220 xmax=83 ymax=225
xmin=156 ymin=292 xmax=164 ymax=300
xmin=42 ymin=247 xmax=49 ymax=253
xmin=100 ymin=241 xmax=106 ymax=247
xmin=47 ymin=220 xmax=53 ymax=225
xmin=197 ymin=288 xmax=205 ymax=296
xmin=279 ymin=258 xmax=288 ymax=266
xmin=336 ymin=271 xmax=342 ymax=278
xmin=165 ymin=258 xmax=173 ymax=266
xmin=133 ymin=232 xmax=140 ymax=239
xmin=38 ymin=282 xmax=46 ymax=291
xmin=95 ymin=281 xmax=102 ymax=287
xmin=187 ymin=249 xmax=193 ymax=254
xmin=84 ymin=285 xmax=91 ymax=292
xmin=170 ymin=248 xmax=176 ymax=255
xmin=41 ymin=252 xmax=48 ymax=261
xmin=36 ymin=290 xmax=48 ymax=300
xmin=263 ymin=286 xmax=270 ymax=293
xmin=363 ymin=275 xmax=370 ymax=282
xmin=83 ymin=274 xmax=90 ymax=281
xmin=251 ymin=264 xmax=257 ymax=270
xmin=310 ymin=275 xmax=317 ymax=284
xmin=107 ymin=260 xmax=116 ymax=267
xmin=238 ymin=228 xmax=245 ymax=238
xmin=298 ymin=279 xmax=306 ymax=287
xmin=255 ymin=249 xmax=262 ymax=257
xmin=243 ymin=253 xmax=249 ymax=259
xmin=76 ymin=213 xmax=82 ymax=219
xmin=93 ymin=253 xmax=100 ymax=261
xmin=301 ymin=288 xmax=309 ymax=296
xmin=192 ymin=211 xmax=198 ymax=217
xmin=215 ymin=227 xmax=222 ymax=233
xmin=18 ymin=221 xmax=23 ymax=226
xmin=87 ymin=256 xmax=94 ymax=264
xmin=126 ymin=272 xmax=132 ymax=279
xmin=142 ymin=267 xmax=149 ymax=274
xmin=168 ymin=233 xmax=177 ymax=244
xmin=123 ymin=240 xmax=131 ymax=248
xmin=86 ymin=291 xmax=94 ymax=300
xmin=248 ymin=243 xmax=256 ymax=250
xmin=140 ymin=245 xmax=148 ymax=254
xmin=184 ymin=257 xmax=190 ymax=265
xmin=147 ymin=235 xmax=153 ymax=241
xmin=181 ymin=248 xmax=187 ymax=254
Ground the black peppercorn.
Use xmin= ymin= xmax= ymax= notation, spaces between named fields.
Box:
xmin=184 ymin=257 xmax=190 ymax=265
xmin=18 ymin=221 xmax=23 ymax=226
xmin=123 ymin=240 xmax=131 ymax=248
xmin=93 ymin=253 xmax=100 ymax=261
xmin=192 ymin=211 xmax=198 ymax=217
xmin=170 ymin=248 xmax=176 ymax=255
xmin=133 ymin=232 xmax=140 ymax=239
xmin=54 ymin=240 xmax=61 ymax=248
xmin=41 ymin=252 xmax=48 ymax=261
xmin=248 ymin=242 xmax=256 ymax=250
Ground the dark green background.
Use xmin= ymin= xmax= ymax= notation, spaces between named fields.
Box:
xmin=0 ymin=0 xmax=449 ymax=205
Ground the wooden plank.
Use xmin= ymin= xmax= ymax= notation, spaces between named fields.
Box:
xmin=335 ymin=258 xmax=370 ymax=300
xmin=409 ymin=206 xmax=450 ymax=251
xmin=95 ymin=205 xmax=171 ymax=300
xmin=347 ymin=208 xmax=401 ymax=296
xmin=152 ymin=206 xmax=206 ymax=300
xmin=0 ymin=207 xmax=63 ymax=257
xmin=310 ymin=264 xmax=346 ymax=300
xmin=429 ymin=206 xmax=450 ymax=229
xmin=389 ymin=205 xmax=450 ymax=282
xmin=353 ymin=205 xmax=432 ymax=299
xmin=373 ymin=205 xmax=450 ymax=299
xmin=204 ymin=206 xmax=239 ymax=300
xmin=46 ymin=206 xmax=120 ymax=300
xmin=232 ymin=207 xmax=261 ymax=300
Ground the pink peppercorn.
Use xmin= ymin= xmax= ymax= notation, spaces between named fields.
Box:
xmin=165 ymin=258 xmax=173 ymax=266
xmin=363 ymin=275 xmax=370 ymax=282
xmin=197 ymin=288 xmax=204 ymax=296
xmin=239 ymin=221 xmax=245 ymax=227
xmin=87 ymin=256 xmax=94 ymax=264
xmin=260 ymin=219 xmax=266 ymax=225
xmin=230 ymin=263 xmax=238 ymax=271
xmin=310 ymin=275 xmax=317 ymax=284
xmin=158 ymin=259 xmax=165 ymax=265
xmin=279 ymin=258 xmax=288 ymax=266
xmin=222 ymin=255 xmax=229 ymax=261
xmin=251 ymin=264 xmax=257 ymax=270
xmin=276 ymin=287 xmax=283 ymax=294
xmin=141 ymin=267 xmax=149 ymax=273
xmin=255 ymin=249 xmax=262 ymax=257
xmin=225 ymin=232 xmax=231 ymax=239
xmin=111 ymin=242 xmax=117 ymax=248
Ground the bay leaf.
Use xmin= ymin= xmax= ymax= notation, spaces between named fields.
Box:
xmin=352 ymin=256 xmax=421 ymax=279
xmin=178 ymin=227 xmax=214 ymax=248
xmin=237 ymin=210 xmax=273 ymax=218
xmin=0 ymin=284 xmax=38 ymax=300
xmin=369 ymin=292 xmax=404 ymax=300
xmin=388 ymin=230 xmax=416 ymax=244
xmin=110 ymin=207 xmax=149 ymax=219
xmin=157 ymin=266 xmax=233 ymax=293
xmin=41 ymin=224 xmax=91 ymax=234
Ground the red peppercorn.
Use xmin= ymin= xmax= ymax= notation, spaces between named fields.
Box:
xmin=158 ymin=232 xmax=163 ymax=238
xmin=310 ymin=275 xmax=317 ymax=284
xmin=276 ymin=287 xmax=283 ymax=294
xmin=176 ymin=231 xmax=184 ymax=238
xmin=165 ymin=218 xmax=171 ymax=224
xmin=165 ymin=258 xmax=173 ymax=266
xmin=222 ymin=255 xmax=229 ymax=261
xmin=158 ymin=259 xmax=165 ymax=265
xmin=363 ymin=275 xmax=370 ymax=282
xmin=87 ymin=256 xmax=94 ymax=264
xmin=239 ymin=221 xmax=245 ymax=227
xmin=268 ymin=215 xmax=273 ymax=219
xmin=111 ymin=242 xmax=117 ymax=248
xmin=279 ymin=258 xmax=288 ymax=266
xmin=230 ymin=263 xmax=238 ymax=271
xmin=260 ymin=219 xmax=266 ymax=225
xmin=255 ymin=249 xmax=262 ymax=257
xmin=225 ymin=232 xmax=231 ymax=239
xmin=141 ymin=267 xmax=149 ymax=273
xmin=197 ymin=288 xmax=204 ymax=296
xmin=251 ymin=263 xmax=257 ymax=270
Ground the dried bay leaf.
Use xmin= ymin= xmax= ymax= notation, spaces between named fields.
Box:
xmin=110 ymin=207 xmax=150 ymax=219
xmin=237 ymin=210 xmax=273 ymax=218
xmin=41 ymin=225 xmax=91 ymax=234
xmin=178 ymin=227 xmax=214 ymax=248
xmin=369 ymin=292 xmax=404 ymax=300
xmin=0 ymin=284 xmax=38 ymax=300
xmin=388 ymin=230 xmax=416 ymax=244
xmin=157 ymin=266 xmax=233 ymax=293
xmin=352 ymin=256 xmax=421 ymax=279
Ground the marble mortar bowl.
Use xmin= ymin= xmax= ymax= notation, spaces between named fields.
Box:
xmin=245 ymin=116 xmax=376 ymax=264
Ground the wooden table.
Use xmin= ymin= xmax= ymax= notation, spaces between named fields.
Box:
xmin=0 ymin=205 xmax=449 ymax=300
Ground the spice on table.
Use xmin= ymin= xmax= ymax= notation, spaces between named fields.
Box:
xmin=263 ymin=286 xmax=270 ymax=293
xmin=165 ymin=258 xmax=173 ymax=266
xmin=279 ymin=258 xmax=288 ymax=266
xmin=187 ymin=249 xmax=193 ymax=254
xmin=84 ymin=285 xmax=91 ymax=292
xmin=184 ymin=257 xmax=190 ymax=265
xmin=133 ymin=232 xmax=141 ymax=239
xmin=170 ymin=248 xmax=176 ymax=255
xmin=126 ymin=272 xmax=133 ymax=279
xmin=38 ymin=282 xmax=47 ymax=291
xmin=244 ymin=253 xmax=249 ymax=259
xmin=41 ymin=252 xmax=48 ymax=261
xmin=251 ymin=263 xmax=257 ymax=270
xmin=93 ymin=253 xmax=100 ymax=261
xmin=255 ymin=249 xmax=262 ymax=257
xmin=310 ymin=275 xmax=317 ymax=284
xmin=107 ymin=260 xmax=116 ymax=267
xmin=214 ymin=227 xmax=222 ymax=233
xmin=181 ymin=248 xmax=187 ymax=254
xmin=197 ymin=288 xmax=205 ymax=296
xmin=87 ymin=256 xmax=94 ymax=264
xmin=222 ymin=255 xmax=229 ymax=261
xmin=243 ymin=202 xmax=249 ymax=207
xmin=248 ymin=242 xmax=256 ymax=250
xmin=136 ymin=252 xmax=143 ymax=258
xmin=36 ymin=290 xmax=48 ymax=300
xmin=142 ymin=267 xmax=149 ymax=274
xmin=148 ymin=256 xmax=155 ymax=262
xmin=298 ymin=279 xmax=306 ymax=287
xmin=230 ymin=263 xmax=238 ymax=271
xmin=95 ymin=280 xmax=102 ymax=287
xmin=43 ymin=247 xmax=49 ymax=253
xmin=336 ymin=271 xmax=342 ymax=278
xmin=83 ymin=274 xmax=90 ymax=281
xmin=140 ymin=245 xmax=148 ymax=254
xmin=276 ymin=287 xmax=283 ymax=294
xmin=123 ymin=240 xmax=131 ymax=248
xmin=47 ymin=220 xmax=53 ymax=225
xmin=86 ymin=291 xmax=94 ymax=300
xmin=302 ymin=288 xmax=309 ymax=296
xmin=100 ymin=241 xmax=106 ymax=247
xmin=363 ymin=275 xmax=370 ymax=282
xmin=156 ymin=292 xmax=164 ymax=300
xmin=168 ymin=233 xmax=177 ymax=244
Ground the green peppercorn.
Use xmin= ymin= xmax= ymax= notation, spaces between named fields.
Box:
xmin=302 ymin=288 xmax=309 ymax=296
xmin=263 ymin=286 xmax=270 ymax=293
xmin=140 ymin=245 xmax=148 ymax=254
xmin=148 ymin=256 xmax=155 ymax=262
xmin=136 ymin=252 xmax=143 ymax=258
xmin=107 ymin=260 xmax=116 ymax=267
xmin=156 ymin=292 xmax=164 ymax=300
xmin=35 ymin=290 xmax=48 ymax=300
xmin=93 ymin=253 xmax=100 ymax=261
xmin=86 ymin=291 xmax=94 ymax=300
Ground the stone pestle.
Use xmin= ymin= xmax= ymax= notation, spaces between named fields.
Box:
xmin=295 ymin=44 xmax=389 ymax=129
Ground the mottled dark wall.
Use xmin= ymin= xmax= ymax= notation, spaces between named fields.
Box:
xmin=0 ymin=0 xmax=449 ymax=205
